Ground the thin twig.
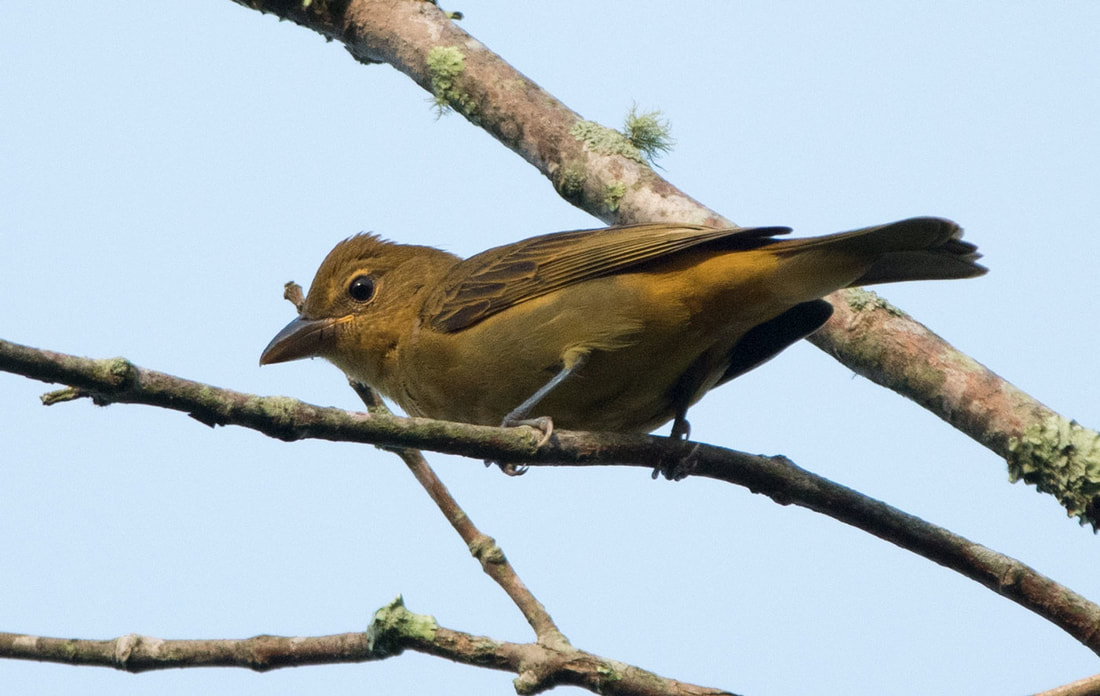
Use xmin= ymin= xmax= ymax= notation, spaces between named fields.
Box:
xmin=347 ymin=380 xmax=570 ymax=649
xmin=0 ymin=630 xmax=374 ymax=671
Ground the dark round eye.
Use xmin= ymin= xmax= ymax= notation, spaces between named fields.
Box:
xmin=347 ymin=275 xmax=376 ymax=302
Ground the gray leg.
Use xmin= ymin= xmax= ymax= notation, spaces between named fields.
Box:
xmin=491 ymin=352 xmax=589 ymax=476
xmin=502 ymin=352 xmax=589 ymax=429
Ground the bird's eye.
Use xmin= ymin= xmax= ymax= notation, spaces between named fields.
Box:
xmin=347 ymin=275 xmax=376 ymax=302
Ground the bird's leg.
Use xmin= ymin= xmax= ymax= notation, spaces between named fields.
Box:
xmin=669 ymin=410 xmax=691 ymax=441
xmin=653 ymin=402 xmax=698 ymax=480
xmin=502 ymin=351 xmax=588 ymax=436
xmin=490 ymin=352 xmax=588 ymax=476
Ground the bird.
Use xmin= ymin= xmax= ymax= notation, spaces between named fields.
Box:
xmin=260 ymin=217 xmax=984 ymax=444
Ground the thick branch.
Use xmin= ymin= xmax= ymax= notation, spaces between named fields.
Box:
xmin=809 ymin=292 xmax=1100 ymax=525
xmin=1035 ymin=672 xmax=1100 ymax=696
xmin=2 ymin=337 xmax=1098 ymax=656
xmin=810 ymin=291 xmax=1100 ymax=529
xmin=228 ymin=0 xmax=1100 ymax=528
xmin=0 ymin=598 xmax=737 ymax=696
xmin=237 ymin=0 xmax=723 ymax=227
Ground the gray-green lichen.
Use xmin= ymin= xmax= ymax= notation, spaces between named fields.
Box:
xmin=555 ymin=164 xmax=587 ymax=202
xmin=570 ymin=107 xmax=674 ymax=165
xmin=623 ymin=105 xmax=674 ymax=163
xmin=468 ymin=535 xmax=506 ymax=565
xmin=603 ymin=182 xmax=627 ymax=212
xmin=1007 ymin=415 xmax=1100 ymax=529
xmin=570 ymin=120 xmax=646 ymax=164
xmin=366 ymin=595 xmax=439 ymax=657
xmin=595 ymin=661 xmax=626 ymax=683
xmin=422 ymin=0 xmax=463 ymax=20
xmin=258 ymin=395 xmax=303 ymax=423
xmin=426 ymin=46 xmax=475 ymax=118
xmin=845 ymin=288 xmax=905 ymax=316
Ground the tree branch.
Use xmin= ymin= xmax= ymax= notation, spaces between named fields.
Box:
xmin=810 ymin=292 xmax=1100 ymax=529
xmin=0 ymin=630 xmax=373 ymax=671
xmin=347 ymin=379 xmax=570 ymax=650
xmin=2 ymin=336 xmax=1098 ymax=657
xmin=0 ymin=597 xmax=737 ymax=696
xmin=1034 ymin=672 xmax=1100 ymax=696
xmin=226 ymin=0 xmax=1100 ymax=529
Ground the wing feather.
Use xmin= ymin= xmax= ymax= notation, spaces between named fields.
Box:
xmin=424 ymin=223 xmax=791 ymax=333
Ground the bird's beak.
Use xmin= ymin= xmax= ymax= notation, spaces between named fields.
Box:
xmin=259 ymin=316 xmax=343 ymax=365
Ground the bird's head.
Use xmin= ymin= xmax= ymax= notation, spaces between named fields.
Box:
xmin=259 ymin=233 xmax=459 ymax=386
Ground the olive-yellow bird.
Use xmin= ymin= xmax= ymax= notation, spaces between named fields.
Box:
xmin=260 ymin=217 xmax=984 ymax=439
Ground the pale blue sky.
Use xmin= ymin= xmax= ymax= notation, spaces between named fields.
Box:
xmin=2 ymin=3 xmax=1099 ymax=694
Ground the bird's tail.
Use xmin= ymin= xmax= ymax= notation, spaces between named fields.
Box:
xmin=769 ymin=216 xmax=987 ymax=286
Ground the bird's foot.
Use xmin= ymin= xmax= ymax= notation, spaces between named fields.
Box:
xmin=485 ymin=415 xmax=555 ymax=476
xmin=652 ymin=441 xmax=701 ymax=481
xmin=652 ymin=415 xmax=695 ymax=480
xmin=486 ymin=460 xmax=529 ymax=476
xmin=504 ymin=415 xmax=555 ymax=448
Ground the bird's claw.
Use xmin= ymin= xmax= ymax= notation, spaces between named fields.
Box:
xmin=511 ymin=415 xmax=554 ymax=448
xmin=652 ymin=443 xmax=701 ymax=480
xmin=483 ymin=458 xmax=530 ymax=475
xmin=486 ymin=416 xmax=554 ymax=475
xmin=652 ymin=416 xmax=696 ymax=479
xmin=501 ymin=462 xmax=529 ymax=476
xmin=500 ymin=414 xmax=554 ymax=448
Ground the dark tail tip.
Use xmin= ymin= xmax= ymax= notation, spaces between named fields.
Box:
xmin=853 ymin=217 xmax=987 ymax=285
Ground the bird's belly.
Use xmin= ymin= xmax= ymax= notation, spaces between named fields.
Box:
xmin=405 ymin=333 xmax=719 ymax=432
xmin=395 ymin=273 xmax=761 ymax=433
xmin=535 ymin=345 xmax=706 ymax=433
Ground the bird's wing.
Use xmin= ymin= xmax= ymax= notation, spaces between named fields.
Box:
xmin=423 ymin=222 xmax=791 ymax=333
